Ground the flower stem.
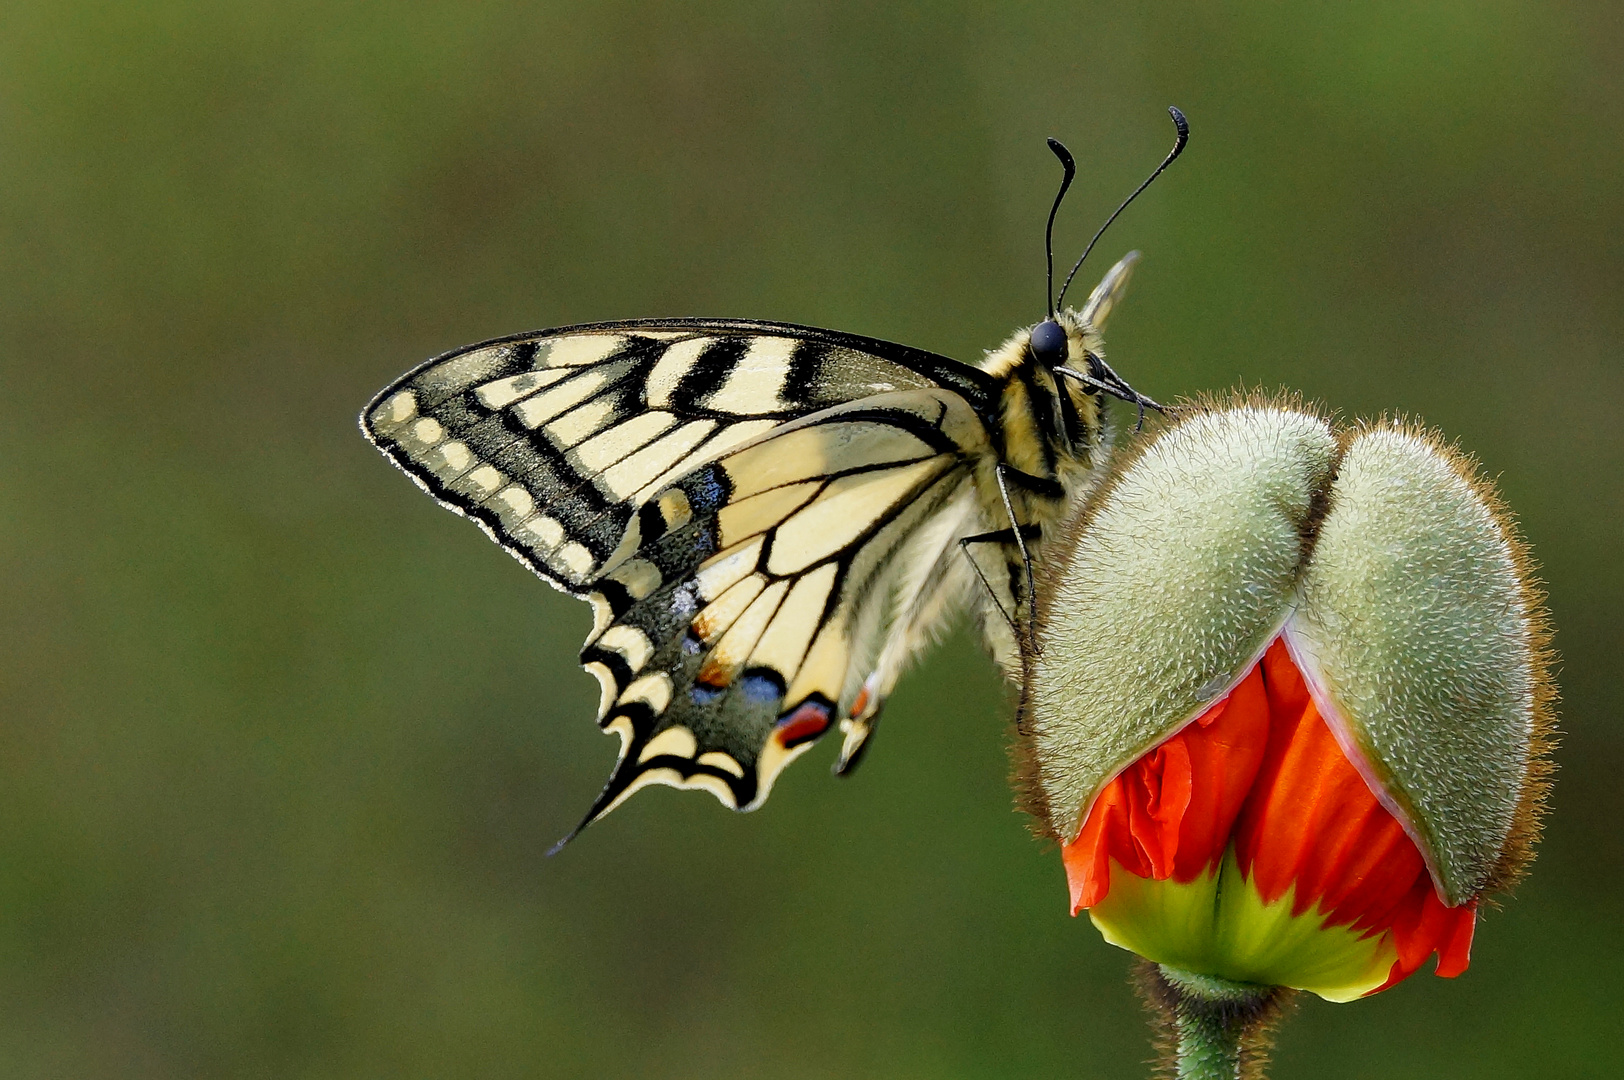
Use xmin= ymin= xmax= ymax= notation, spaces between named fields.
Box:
xmin=1142 ymin=964 xmax=1290 ymax=1080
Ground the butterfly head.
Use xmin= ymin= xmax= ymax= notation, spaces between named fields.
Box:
xmin=1021 ymin=266 xmax=1162 ymax=425
xmin=1029 ymin=319 xmax=1070 ymax=369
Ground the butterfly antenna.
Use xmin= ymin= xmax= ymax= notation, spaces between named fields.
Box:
xmin=1055 ymin=106 xmax=1189 ymax=311
xmin=1043 ymin=138 xmax=1077 ymax=318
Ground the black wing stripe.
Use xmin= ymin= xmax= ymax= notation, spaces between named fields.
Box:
xmin=782 ymin=339 xmax=829 ymax=408
xmin=675 ymin=336 xmax=750 ymax=409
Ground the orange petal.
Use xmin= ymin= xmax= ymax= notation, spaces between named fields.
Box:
xmin=1062 ymin=637 xmax=1478 ymax=994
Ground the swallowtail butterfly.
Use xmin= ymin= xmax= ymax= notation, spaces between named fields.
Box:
xmin=362 ymin=110 xmax=1188 ymax=846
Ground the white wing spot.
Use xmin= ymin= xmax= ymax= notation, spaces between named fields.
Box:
xmin=486 ymin=485 xmax=535 ymax=523
xmin=378 ymin=391 xmax=416 ymax=426
xmin=459 ymin=465 xmax=504 ymax=498
xmin=618 ymin=672 xmax=674 ymax=714
xmin=696 ymin=751 xmax=745 ymax=778
xmin=638 ymin=726 xmax=698 ymax=763
xmin=408 ymin=417 xmax=445 ymax=447
xmin=657 ymin=487 xmax=693 ymax=533
xmin=513 ymin=514 xmax=565 ymax=553
xmin=552 ymin=541 xmax=596 ymax=580
xmin=597 ymin=625 xmax=654 ymax=674
xmin=429 ymin=440 xmax=477 ymax=480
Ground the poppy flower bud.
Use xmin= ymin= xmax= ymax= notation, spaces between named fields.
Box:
xmin=1015 ymin=396 xmax=1554 ymax=1003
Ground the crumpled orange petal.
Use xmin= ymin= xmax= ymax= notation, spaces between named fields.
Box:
xmin=1062 ymin=639 xmax=1476 ymax=993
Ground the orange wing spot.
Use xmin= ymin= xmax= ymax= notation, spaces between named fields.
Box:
xmin=691 ymin=611 xmax=723 ymax=643
xmin=775 ymin=699 xmax=833 ymax=748
xmin=695 ymin=659 xmax=733 ymax=690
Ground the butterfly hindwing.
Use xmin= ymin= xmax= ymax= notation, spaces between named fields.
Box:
xmin=574 ymin=389 xmax=989 ymax=827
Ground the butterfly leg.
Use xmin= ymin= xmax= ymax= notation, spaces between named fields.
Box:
xmin=994 ymin=464 xmax=1040 ymax=651
xmin=957 ymin=524 xmax=1041 ymax=635
xmin=991 ymin=464 xmax=1048 ymax=735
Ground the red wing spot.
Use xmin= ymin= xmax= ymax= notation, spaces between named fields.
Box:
xmin=775 ymin=700 xmax=832 ymax=748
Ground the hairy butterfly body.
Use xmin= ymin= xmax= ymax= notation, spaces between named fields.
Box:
xmin=361 ymin=112 xmax=1186 ymax=844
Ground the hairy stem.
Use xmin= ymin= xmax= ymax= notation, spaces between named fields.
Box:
xmin=1138 ymin=963 xmax=1292 ymax=1080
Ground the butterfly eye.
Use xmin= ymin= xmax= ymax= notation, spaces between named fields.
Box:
xmin=1029 ymin=320 xmax=1069 ymax=367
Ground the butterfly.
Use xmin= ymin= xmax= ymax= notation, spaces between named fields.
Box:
xmin=361 ymin=109 xmax=1187 ymax=846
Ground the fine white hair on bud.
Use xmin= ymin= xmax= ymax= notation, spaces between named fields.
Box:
xmin=1286 ymin=422 xmax=1553 ymax=903
xmin=1014 ymin=391 xmax=1555 ymax=905
xmin=1019 ymin=402 xmax=1339 ymax=843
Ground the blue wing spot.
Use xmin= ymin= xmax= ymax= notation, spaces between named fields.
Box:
xmin=738 ymin=669 xmax=787 ymax=705
xmin=683 ymin=466 xmax=733 ymax=515
xmin=690 ymin=682 xmax=725 ymax=705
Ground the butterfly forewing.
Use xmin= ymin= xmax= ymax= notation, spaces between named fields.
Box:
xmin=363 ymin=321 xmax=987 ymax=590
xmin=362 ymin=320 xmax=1000 ymax=834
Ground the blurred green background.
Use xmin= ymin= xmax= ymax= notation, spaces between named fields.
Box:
xmin=2 ymin=2 xmax=1619 ymax=1077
